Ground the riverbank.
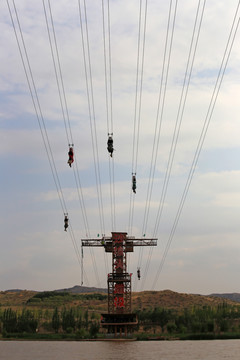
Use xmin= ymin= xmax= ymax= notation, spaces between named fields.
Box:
xmin=1 ymin=332 xmax=240 ymax=341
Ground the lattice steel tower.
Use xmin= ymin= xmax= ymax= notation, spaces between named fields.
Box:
xmin=81 ymin=231 xmax=157 ymax=337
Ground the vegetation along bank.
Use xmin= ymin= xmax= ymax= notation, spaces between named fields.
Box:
xmin=1 ymin=289 xmax=240 ymax=340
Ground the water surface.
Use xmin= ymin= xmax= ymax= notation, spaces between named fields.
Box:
xmin=1 ymin=340 xmax=240 ymax=360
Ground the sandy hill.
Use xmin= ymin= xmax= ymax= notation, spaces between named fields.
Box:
xmin=1 ymin=287 xmax=239 ymax=311
xmin=132 ymin=290 xmax=240 ymax=310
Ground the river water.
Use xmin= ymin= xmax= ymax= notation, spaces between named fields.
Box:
xmin=0 ymin=340 xmax=240 ymax=360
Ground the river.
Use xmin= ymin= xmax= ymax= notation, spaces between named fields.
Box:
xmin=0 ymin=340 xmax=240 ymax=360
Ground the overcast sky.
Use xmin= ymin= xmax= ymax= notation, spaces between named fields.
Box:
xmin=1 ymin=0 xmax=240 ymax=295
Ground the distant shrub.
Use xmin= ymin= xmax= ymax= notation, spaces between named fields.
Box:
xmin=27 ymin=298 xmax=42 ymax=304
xmin=78 ymin=293 xmax=107 ymax=301
xmin=75 ymin=328 xmax=89 ymax=339
xmin=27 ymin=291 xmax=70 ymax=302
xmin=26 ymin=291 xmax=107 ymax=304
xmin=66 ymin=327 xmax=74 ymax=334
xmin=41 ymin=321 xmax=52 ymax=331
xmin=167 ymin=322 xmax=177 ymax=334
xmin=89 ymin=321 xmax=100 ymax=338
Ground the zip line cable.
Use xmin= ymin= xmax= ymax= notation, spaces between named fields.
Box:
xmin=128 ymin=0 xmax=148 ymax=236
xmin=46 ymin=0 xmax=74 ymax=144
xmin=141 ymin=1 xmax=205 ymax=289
xmin=78 ymin=0 xmax=106 ymax=237
xmin=140 ymin=0 xmax=205 ymax=290
xmin=43 ymin=0 xmax=102 ymax=285
xmin=128 ymin=0 xmax=143 ymax=236
xmin=9 ymin=0 xmax=95 ymax=287
xmin=43 ymin=0 xmax=91 ymax=239
xmin=141 ymin=0 xmax=178 ymax=239
xmin=6 ymin=0 xmax=84 ymax=284
xmin=133 ymin=0 xmax=148 ymax=173
xmin=7 ymin=0 xmax=66 ymax=214
xmin=136 ymin=0 xmax=178 ymax=290
xmin=102 ymin=0 xmax=116 ymax=231
xmin=107 ymin=0 xmax=114 ymax=133
xmin=83 ymin=0 xmax=106 ymax=238
xmin=129 ymin=0 xmax=149 ymax=288
xmin=45 ymin=0 xmax=106 ymax=285
xmin=46 ymin=0 xmax=91 ymax=238
xmin=78 ymin=0 xmax=110 ymax=281
xmin=108 ymin=157 xmax=116 ymax=231
xmin=42 ymin=0 xmax=71 ymax=145
xmin=152 ymin=0 xmax=206 ymax=239
xmin=102 ymin=0 xmax=110 ymax=133
xmin=151 ymin=2 xmax=240 ymax=289
xmin=107 ymin=0 xmax=116 ymax=232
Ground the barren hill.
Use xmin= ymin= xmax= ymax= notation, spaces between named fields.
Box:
xmin=132 ymin=290 xmax=240 ymax=310
xmin=1 ymin=288 xmax=239 ymax=311
xmin=0 ymin=290 xmax=36 ymax=306
xmin=210 ymin=293 xmax=240 ymax=303
xmin=55 ymin=285 xmax=107 ymax=294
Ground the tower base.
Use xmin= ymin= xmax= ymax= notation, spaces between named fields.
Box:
xmin=101 ymin=313 xmax=138 ymax=337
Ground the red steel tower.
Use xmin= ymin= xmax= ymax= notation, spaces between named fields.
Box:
xmin=81 ymin=231 xmax=157 ymax=337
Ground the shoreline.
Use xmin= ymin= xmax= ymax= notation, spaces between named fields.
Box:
xmin=1 ymin=333 xmax=240 ymax=341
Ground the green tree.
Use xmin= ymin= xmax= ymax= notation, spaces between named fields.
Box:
xmin=191 ymin=320 xmax=202 ymax=333
xmin=2 ymin=308 xmax=17 ymax=333
xmin=44 ymin=309 xmax=51 ymax=320
xmin=61 ymin=307 xmax=75 ymax=332
xmin=207 ymin=320 xmax=214 ymax=332
xmin=37 ymin=309 xmax=43 ymax=321
xmin=76 ymin=314 xmax=83 ymax=330
xmin=84 ymin=310 xmax=89 ymax=330
xmin=76 ymin=328 xmax=88 ymax=339
xmin=52 ymin=307 xmax=60 ymax=333
xmin=89 ymin=321 xmax=99 ymax=338
xmin=219 ymin=319 xmax=229 ymax=332
xmin=167 ymin=322 xmax=177 ymax=334
xmin=152 ymin=308 xmax=169 ymax=332
xmin=17 ymin=309 xmax=38 ymax=333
